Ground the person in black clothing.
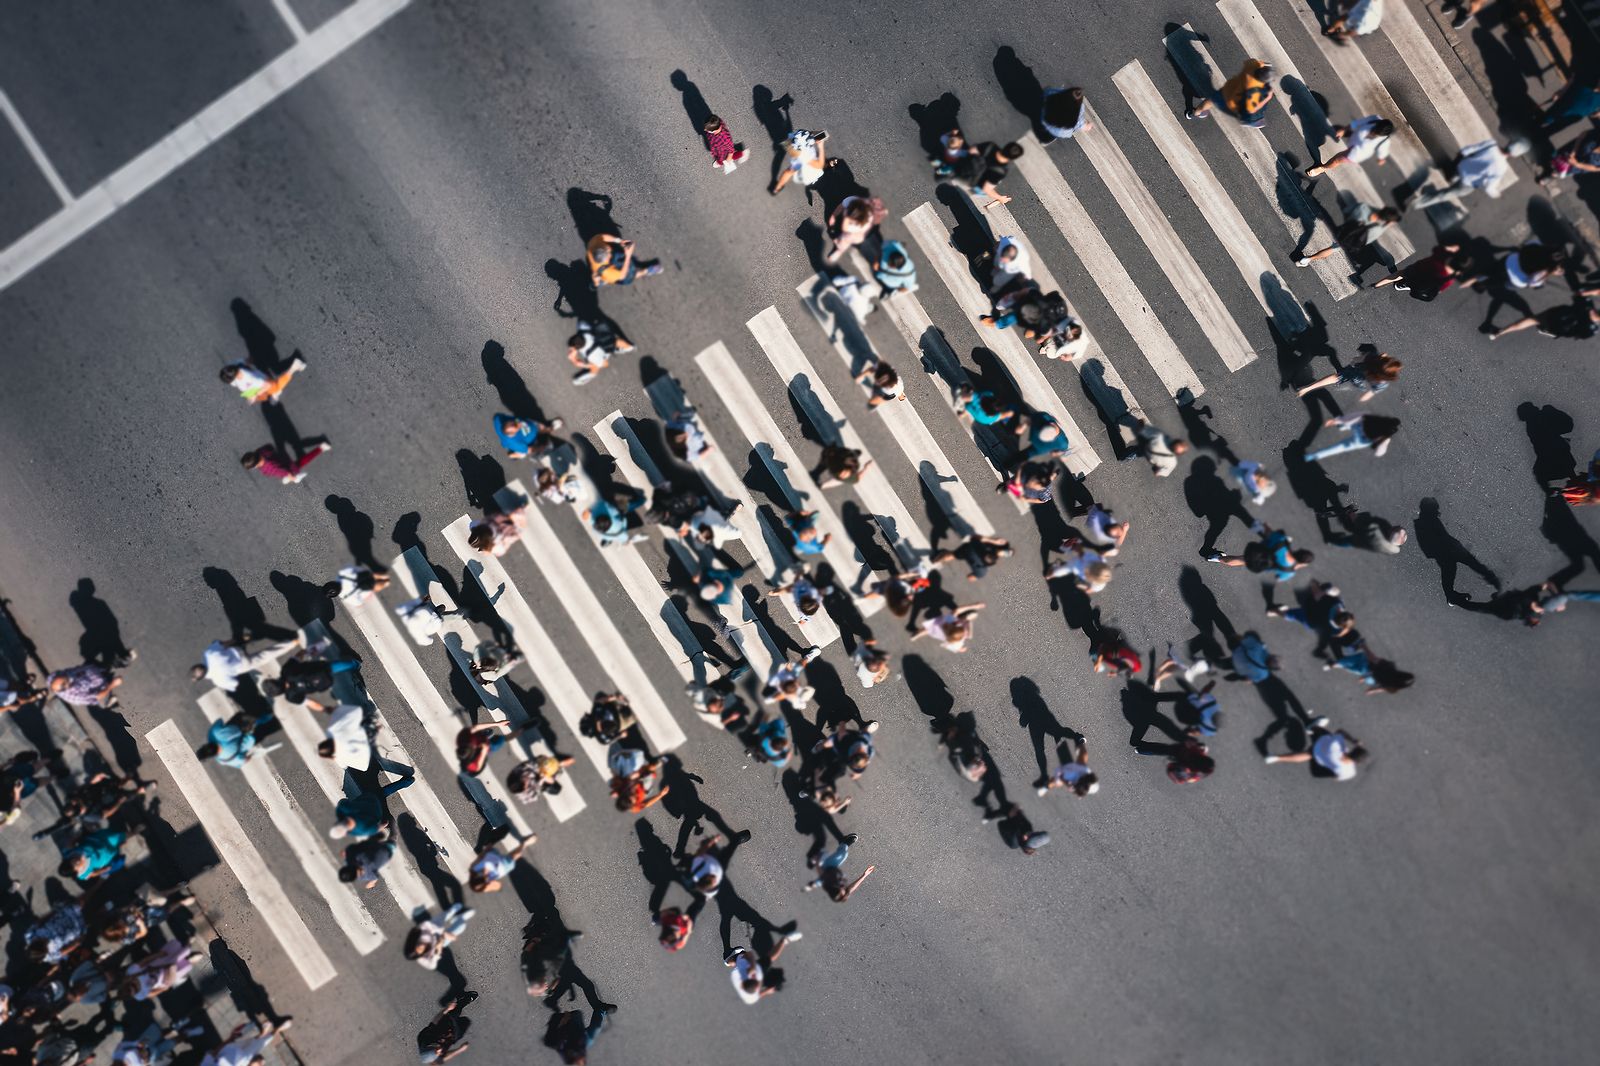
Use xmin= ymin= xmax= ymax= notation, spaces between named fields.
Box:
xmin=952 ymin=141 xmax=1025 ymax=204
xmin=417 ymin=990 xmax=476 ymax=1063
xmin=260 ymin=648 xmax=360 ymax=712
xmin=1489 ymin=287 xmax=1600 ymax=341
xmin=545 ymin=1008 xmax=609 ymax=1065
xmin=932 ymin=535 xmax=1014 ymax=581
xmin=991 ymin=804 xmax=1050 ymax=854
xmin=523 ymin=923 xmax=579 ymax=998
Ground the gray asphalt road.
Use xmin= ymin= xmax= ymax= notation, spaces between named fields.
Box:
xmin=2 ymin=1 xmax=1598 ymax=1063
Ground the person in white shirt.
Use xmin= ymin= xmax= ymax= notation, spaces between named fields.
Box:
xmin=395 ymin=598 xmax=445 ymax=646
xmin=1412 ymin=138 xmax=1528 ymax=208
xmin=911 ymin=604 xmax=986 ymax=653
xmin=988 ymin=235 xmax=1032 ymax=296
xmin=218 ymin=357 xmax=306 ymax=405
xmin=852 ymin=639 xmax=891 ymax=687
xmin=189 ymin=637 xmax=299 ymax=692
xmin=1130 ymin=420 xmax=1188 ymax=477
xmin=1039 ymin=736 xmax=1099 ymax=797
xmin=724 ymin=935 xmax=802 ymax=1004
xmin=199 ymin=1020 xmax=290 ymax=1066
xmin=1306 ymin=115 xmax=1393 ymax=177
xmin=1263 ymin=717 xmax=1367 ymax=780
xmin=682 ymin=505 xmax=741 ymax=550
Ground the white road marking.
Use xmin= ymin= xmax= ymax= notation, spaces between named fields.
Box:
xmin=196 ymin=690 xmax=384 ymax=954
xmin=1217 ymin=0 xmax=1415 ymax=262
xmin=1163 ymin=26 xmax=1361 ymax=300
xmin=796 ymin=275 xmax=997 ymax=537
xmin=1012 ymin=134 xmax=1209 ymax=399
xmin=146 ymin=718 xmax=338 ymax=990
xmin=498 ymin=479 xmax=689 ymax=754
xmin=392 ymin=549 xmax=584 ymax=823
xmin=442 ymin=516 xmax=614 ymax=778
xmin=0 ymin=91 xmax=71 ymax=206
xmin=270 ymin=0 xmax=311 ymax=40
xmin=903 ymin=202 xmax=1103 ymax=476
xmin=0 ymin=0 xmax=413 ymax=293
xmin=1113 ymin=59 xmax=1310 ymax=334
xmin=748 ymin=305 xmax=932 ymax=565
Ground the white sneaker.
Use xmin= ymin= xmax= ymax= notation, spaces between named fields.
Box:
xmin=784 ymin=929 xmax=803 ymax=943
xmin=289 ymin=356 xmax=307 ymax=373
xmin=1294 ymin=257 xmax=1310 ymax=268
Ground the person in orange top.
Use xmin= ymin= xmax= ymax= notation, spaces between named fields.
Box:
xmin=586 ymin=232 xmax=663 ymax=287
xmin=1187 ymin=59 xmax=1274 ymax=128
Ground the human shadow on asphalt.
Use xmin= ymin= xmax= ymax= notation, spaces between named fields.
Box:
xmin=266 ymin=570 xmax=333 ymax=629
xmin=545 ymin=258 xmax=604 ymax=323
xmin=670 ymin=69 xmax=713 ymax=134
xmin=1414 ymin=497 xmax=1502 ymax=601
xmin=751 ymin=84 xmax=795 ymax=188
xmin=398 ymin=812 xmax=462 ymax=914
xmin=324 ymin=495 xmax=379 ymax=570
xmin=633 ymin=818 xmax=679 ymax=918
xmin=780 ymin=768 xmax=848 ymax=868
xmin=1183 ymin=456 xmax=1255 ymax=557
xmin=838 ymin=501 xmax=898 ymax=587
xmin=1540 ymin=495 xmax=1600 ymax=586
xmin=209 ymin=937 xmax=287 ymax=1027
xmin=230 ymin=298 xmax=295 ymax=374
xmin=809 ymin=156 xmax=868 ymax=218
xmin=482 ymin=341 xmax=554 ymax=425
xmin=68 ymin=579 xmax=133 ymax=669
xmin=1120 ymin=679 xmax=1183 ymax=750
xmin=1044 ymin=574 xmax=1097 ymax=644
xmin=1280 ymin=439 xmax=1349 ymax=540
xmin=1251 ymin=676 xmax=1312 ymax=756
xmin=713 ymin=876 xmax=796 ymax=966
xmin=1010 ymin=676 xmax=1075 ymax=785
xmin=1517 ymin=401 xmax=1579 ymax=486
xmin=454 ymin=449 xmax=508 ymax=512
xmin=908 ymin=92 xmax=962 ymax=163
xmin=937 ymin=184 xmax=996 ymax=281
xmin=1178 ymin=565 xmax=1238 ymax=665
xmin=202 ymin=567 xmax=293 ymax=644
xmin=795 ymin=218 xmax=830 ymax=278
xmin=992 ymin=47 xmax=1047 ymax=140
xmin=660 ymin=755 xmax=742 ymax=859
xmin=1175 ymin=394 xmax=1239 ymax=467
xmin=566 ymin=188 xmax=619 ymax=244
xmin=815 ymin=563 xmax=871 ymax=651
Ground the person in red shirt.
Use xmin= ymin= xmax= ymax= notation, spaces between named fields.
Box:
xmin=702 ymin=115 xmax=751 ymax=173
xmin=240 ymin=441 xmax=330 ymax=484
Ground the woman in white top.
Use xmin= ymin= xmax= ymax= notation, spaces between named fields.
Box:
xmin=989 ymin=236 xmax=1032 ymax=295
xmin=404 ymin=903 xmax=475 ymax=969
xmin=684 ymin=505 xmax=741 ymax=549
xmin=911 ymin=603 xmax=986 ymax=653
xmin=724 ymin=935 xmax=801 ymax=1004
xmin=1306 ymin=115 xmax=1394 ymax=176
xmin=1323 ymin=0 xmax=1383 ymax=41
xmin=1263 ymin=718 xmax=1367 ymax=781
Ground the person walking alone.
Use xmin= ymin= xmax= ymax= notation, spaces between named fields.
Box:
xmin=702 ymin=115 xmax=751 ymax=173
xmin=240 ymin=441 xmax=331 ymax=484
xmin=219 ymin=356 xmax=306 ymax=405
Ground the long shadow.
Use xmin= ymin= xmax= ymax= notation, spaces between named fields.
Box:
xmin=1010 ymin=676 xmax=1074 ymax=784
xmin=324 ymin=495 xmax=378 ymax=570
xmin=566 ymin=188 xmax=619 ymax=244
xmin=1471 ymin=22 xmax=1537 ymax=137
xmin=810 ymin=157 xmax=868 ymax=218
xmin=397 ymin=812 xmax=461 ymax=913
xmin=1121 ymin=680 xmax=1183 ymax=748
xmin=1253 ymin=676 xmax=1311 ymax=754
xmin=231 ymin=298 xmax=293 ymax=374
xmin=1542 ymin=495 xmax=1600 ymax=585
xmin=546 ymin=258 xmax=604 ymax=322
xmin=68 ymin=579 xmax=132 ymax=667
xmin=815 ymin=566 xmax=871 ymax=650
xmin=1178 ymin=565 xmax=1237 ymax=663
xmin=393 ymin=511 xmax=425 ymax=554
xmin=1160 ymin=23 xmax=1208 ymax=113
xmin=713 ymin=878 xmax=794 ymax=961
xmin=260 ymin=401 xmax=304 ymax=457
xmin=268 ymin=570 xmax=334 ymax=629
xmin=1176 ymin=397 xmax=1239 ymax=466
xmin=908 ymin=92 xmax=962 ymax=160
xmin=806 ymin=657 xmax=864 ymax=730
xmin=1281 ymin=440 xmax=1348 ymax=540
xmin=1281 ymin=75 xmax=1334 ymax=158
xmin=202 ymin=567 xmax=290 ymax=643
xmin=992 ymin=46 xmax=1046 ymax=138
xmin=482 ymin=341 xmax=549 ymax=424
xmin=1183 ymin=456 xmax=1254 ymax=555
xmin=208 ymin=938 xmax=285 ymax=1026
xmin=937 ymin=185 xmax=997 ymax=280
xmin=1517 ymin=401 xmax=1578 ymax=486
xmin=796 ymin=219 xmax=830 ymax=278
xmin=633 ymin=819 xmax=679 ymax=917
xmin=455 ymin=450 xmax=508 ymax=511
xmin=1414 ymin=497 xmax=1501 ymax=599
xmin=839 ymin=501 xmax=896 ymax=578
xmin=918 ymin=473 xmax=956 ymax=551
xmin=670 ymin=69 xmax=713 ymax=133
xmin=1268 ymin=312 xmax=1342 ymax=440
xmin=454 ymin=564 xmax=513 ymax=649
xmin=752 ymin=84 xmax=795 ymax=186
xmin=902 ymin=653 xmax=954 ymax=734
xmin=659 ymin=756 xmax=740 ymax=857
xmin=780 ymin=769 xmax=846 ymax=866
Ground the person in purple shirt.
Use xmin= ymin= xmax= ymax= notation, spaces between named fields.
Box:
xmin=47 ymin=663 xmax=123 ymax=708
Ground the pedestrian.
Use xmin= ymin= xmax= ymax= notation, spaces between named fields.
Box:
xmin=240 ymin=441 xmax=332 ymax=484
xmin=507 ymin=753 xmax=574 ymax=805
xmin=1267 ymin=580 xmax=1354 ymax=642
xmin=770 ymin=128 xmax=828 ymax=195
xmin=1299 ymin=348 xmax=1401 ymax=403
xmin=826 ymin=195 xmax=887 ymax=263
xmin=1543 ymin=128 xmax=1600 ymax=183
xmin=404 ymin=903 xmax=475 ymax=969
xmin=611 ymin=756 xmax=670 ymax=812
xmin=1038 ymin=736 xmax=1098 ymax=797
xmin=469 ymin=640 xmax=523 ymax=686
xmin=1326 ymin=505 xmax=1408 ymax=554
xmin=1229 ymin=460 xmax=1277 ymax=506
xmin=586 ymin=232 xmax=663 ymax=287
xmin=932 ymin=534 xmax=1014 ymax=581
xmin=396 ymin=596 xmax=446 ymax=646
xmin=1480 ymin=241 xmax=1568 ymax=292
xmin=219 ymin=355 xmax=306 ymax=405
xmin=724 ymin=936 xmax=801 ymax=1004
xmin=1136 ymin=731 xmax=1215 ymax=784
xmin=957 ymin=385 xmax=1017 ymax=428
xmin=339 ymin=831 xmax=397 ymax=890
xmin=1130 ymin=419 xmax=1189 ymax=477
xmin=999 ymin=462 xmax=1056 ymax=506
xmin=493 ymin=413 xmax=564 ymax=460
xmin=1373 ymin=242 xmax=1470 ymax=301
xmin=1040 ymin=86 xmax=1091 ymax=140
xmin=1323 ymin=0 xmax=1384 ymax=41
xmin=1044 ymin=538 xmax=1113 ymax=593
xmin=566 ymin=319 xmax=636 ymax=385
xmin=456 ymin=720 xmax=530 ymax=777
xmin=118 ymin=938 xmax=200 ymax=1000
xmin=680 ymin=831 xmax=752 ymax=898
xmin=192 ymin=635 xmax=300 ymax=692
xmin=702 ymin=114 xmax=751 ymax=173
xmin=59 ymin=826 xmax=126 ymax=882
xmin=1305 ymin=413 xmax=1401 ymax=461
xmin=812 ymin=721 xmax=879 ymax=780
xmin=1537 ymin=73 xmax=1600 ymax=134
xmin=329 ymin=776 xmax=413 ymax=841
xmin=785 ymin=509 xmax=831 ymax=557
xmin=45 ymin=662 xmax=123 ymax=709
xmin=1263 ymin=717 xmax=1366 ymax=780
xmin=1489 ymin=287 xmax=1600 ymax=341
xmin=1412 ymin=138 xmax=1527 ymax=207
xmin=201 ymin=1021 xmax=292 ymax=1066
xmin=852 ymin=639 xmax=892 ymax=688
xmin=653 ymin=906 xmax=693 ymax=952
xmin=1305 ymin=115 xmax=1394 ymax=177
xmin=1226 ymin=631 xmax=1278 ymax=684
xmin=0 ymin=674 xmax=46 ymax=716
xmin=1540 ymin=588 xmax=1600 ymax=614
xmin=466 ymin=501 xmax=529 ymax=556
xmin=952 ymin=140 xmax=1025 ymax=205
xmin=856 ymin=360 xmax=906 ymax=406
xmin=1089 ymin=630 xmax=1142 ymax=678
xmin=322 ymin=564 xmax=392 ymax=607
xmin=804 ymin=835 xmax=874 ymax=900
xmin=761 ymin=653 xmax=816 ymax=710
xmin=665 ymin=411 xmax=713 ymax=464
xmin=992 ymin=804 xmax=1051 ymax=854
xmin=581 ymin=692 xmax=637 ymax=744
xmin=467 ymin=834 xmax=531 ymax=893
xmin=1294 ymin=202 xmax=1400 ymax=274
xmin=813 ymin=444 xmax=872 ymax=488
xmin=417 ymin=992 xmax=476 ymax=1063
xmin=1323 ymin=638 xmax=1415 ymax=695
xmin=873 ymin=240 xmax=919 ymax=295
xmin=522 ymin=923 xmax=580 ymax=998
xmin=196 ymin=710 xmax=273 ymax=768
xmin=1550 ymin=447 xmax=1600 ymax=506
xmin=1013 ymin=411 xmax=1072 ymax=466
xmin=1206 ymin=523 xmax=1313 ymax=582
xmin=1187 ymin=59 xmax=1274 ymax=126
xmin=544 ymin=1007 xmax=608 ymax=1065
xmin=912 ymin=603 xmax=986 ymax=653
xmin=1153 ymin=650 xmax=1223 ymax=736
xmin=682 ymin=504 xmax=741 ymax=550
xmin=767 ymin=567 xmax=830 ymax=622
xmin=584 ymin=493 xmax=647 ymax=547
xmin=987 ymin=235 xmax=1033 ymax=299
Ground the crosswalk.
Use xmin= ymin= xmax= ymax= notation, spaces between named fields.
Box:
xmin=148 ymin=0 xmax=1516 ymax=988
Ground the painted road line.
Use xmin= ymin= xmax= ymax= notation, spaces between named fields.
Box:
xmin=903 ymin=202 xmax=1102 ymax=476
xmin=0 ymin=91 xmax=71 ymax=206
xmin=797 ymin=275 xmax=997 ymax=537
xmin=1113 ymin=59 xmax=1310 ymax=334
xmin=596 ymin=414 xmax=787 ymax=679
xmin=197 ymin=690 xmax=384 ymax=954
xmin=695 ymin=342 xmax=887 ymax=599
xmin=1217 ymin=0 xmax=1415 ymax=263
xmin=147 ymin=718 xmax=337 ymax=990
xmin=0 ymin=0 xmax=414 ymax=293
xmin=749 ymin=305 xmax=933 ymax=565
xmin=647 ymin=369 xmax=795 ymax=582
xmin=1163 ymin=26 xmax=1360 ymax=301
xmin=442 ymin=515 xmax=613 ymax=778
xmin=1012 ymin=134 xmax=1209 ymax=399
xmin=393 ymin=550 xmax=583 ymax=824
xmin=333 ymin=602 xmax=477 ymax=882
xmin=1072 ymin=110 xmax=1257 ymax=372
xmin=499 ymin=479 xmax=689 ymax=754
xmin=269 ymin=0 xmax=310 ymax=40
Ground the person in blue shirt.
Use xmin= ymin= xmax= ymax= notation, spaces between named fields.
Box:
xmin=751 ymin=715 xmax=792 ymax=768
xmin=59 ymin=828 xmax=126 ymax=882
xmin=329 ymin=774 xmax=413 ymax=842
xmin=195 ymin=711 xmax=274 ymax=768
xmin=955 ymin=385 xmax=1015 ymax=427
xmin=1207 ymin=523 xmax=1312 ymax=582
xmin=698 ymin=566 xmax=744 ymax=607
xmin=492 ymin=412 xmax=564 ymax=460
xmin=873 ymin=240 xmax=918 ymax=295
xmin=583 ymin=493 xmax=645 ymax=547
xmin=1227 ymin=632 xmax=1278 ymax=684
xmin=786 ymin=511 xmax=830 ymax=557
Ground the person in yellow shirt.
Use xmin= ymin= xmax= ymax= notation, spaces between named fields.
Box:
xmin=1186 ymin=58 xmax=1274 ymax=128
xmin=585 ymin=232 xmax=663 ymax=287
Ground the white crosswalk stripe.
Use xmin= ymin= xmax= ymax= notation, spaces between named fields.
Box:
xmin=1216 ymin=0 xmax=1417 ymax=263
xmin=1071 ymin=107 xmax=1258 ymax=372
xmin=196 ymin=689 xmax=386 ymax=954
xmin=748 ymin=305 xmax=934 ymax=564
xmin=1164 ymin=25 xmax=1362 ymax=300
xmin=1113 ymin=59 xmax=1311 ymax=334
xmin=797 ymin=274 xmax=998 ymax=537
xmin=496 ymin=479 xmax=689 ymax=754
xmin=147 ymin=719 xmax=339 ymax=990
xmin=903 ymin=202 xmax=1103 ymax=476
xmin=1011 ymin=134 xmax=1208 ymax=400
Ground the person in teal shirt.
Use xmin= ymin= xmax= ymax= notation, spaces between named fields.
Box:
xmin=493 ymin=413 xmax=564 ymax=460
xmin=873 ymin=241 xmax=918 ymax=295
xmin=60 ymin=828 xmax=126 ymax=882
xmin=197 ymin=714 xmax=270 ymax=769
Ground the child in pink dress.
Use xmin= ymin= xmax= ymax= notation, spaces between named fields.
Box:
xmin=703 ymin=115 xmax=751 ymax=173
